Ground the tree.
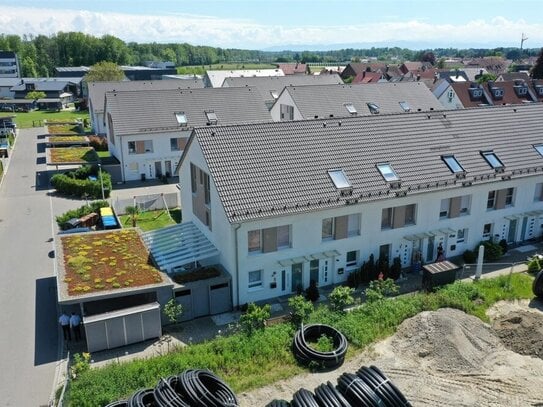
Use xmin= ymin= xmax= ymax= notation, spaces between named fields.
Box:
xmin=531 ymin=48 xmax=543 ymax=79
xmin=476 ymin=73 xmax=497 ymax=84
xmin=124 ymin=205 xmax=140 ymax=227
xmin=25 ymin=91 xmax=46 ymax=100
xmin=84 ymin=61 xmax=125 ymax=82
xmin=163 ymin=298 xmax=183 ymax=324
xmin=239 ymin=303 xmax=270 ymax=335
xmin=288 ymin=295 xmax=313 ymax=326
xmin=365 ymin=278 xmax=399 ymax=303
xmin=328 ymin=286 xmax=355 ymax=313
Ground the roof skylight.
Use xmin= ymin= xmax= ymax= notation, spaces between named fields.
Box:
xmin=399 ymin=101 xmax=411 ymax=112
xmin=534 ymin=144 xmax=543 ymax=157
xmin=481 ymin=151 xmax=504 ymax=170
xmin=328 ymin=169 xmax=351 ymax=189
xmin=270 ymin=90 xmax=279 ymax=99
xmin=344 ymin=103 xmax=357 ymax=115
xmin=376 ymin=163 xmax=400 ymax=182
xmin=442 ymin=155 xmax=464 ymax=174
xmin=175 ymin=112 xmax=187 ymax=126
xmin=367 ymin=102 xmax=380 ymax=114
xmin=205 ymin=110 xmax=218 ymax=125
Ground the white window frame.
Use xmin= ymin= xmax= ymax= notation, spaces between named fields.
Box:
xmin=346 ymin=250 xmax=358 ymax=267
xmin=439 ymin=198 xmax=450 ymax=219
xmin=460 ymin=195 xmax=471 ymax=215
xmin=535 ymin=183 xmax=543 ymax=202
xmin=248 ymin=230 xmax=262 ymax=253
xmin=347 ymin=214 xmax=360 ymax=237
xmin=505 ymin=187 xmax=514 ymax=206
xmin=457 ymin=228 xmax=467 ymax=243
xmin=322 ymin=218 xmax=334 ymax=240
xmin=487 ymin=190 xmax=496 ymax=209
xmin=483 ymin=223 xmax=492 ymax=239
xmin=276 ymin=225 xmax=291 ymax=250
xmin=248 ymin=270 xmax=263 ymax=290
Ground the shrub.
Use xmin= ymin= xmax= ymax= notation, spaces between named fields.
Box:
xmin=88 ymin=135 xmax=108 ymax=151
xmin=50 ymin=165 xmax=111 ymax=199
xmin=389 ymin=256 xmax=402 ymax=280
xmin=480 ymin=240 xmax=503 ymax=261
xmin=498 ymin=239 xmax=508 ymax=254
xmin=163 ymin=298 xmax=183 ymax=324
xmin=328 ymin=286 xmax=355 ymax=312
xmin=528 ymin=257 xmax=542 ymax=274
xmin=365 ymin=278 xmax=400 ymax=303
xmin=463 ymin=249 xmax=477 ymax=264
xmin=239 ymin=303 xmax=271 ymax=335
xmin=305 ymin=279 xmax=320 ymax=302
xmin=71 ymin=352 xmax=91 ymax=379
xmin=56 ymin=200 xmax=109 ymax=228
xmin=288 ymin=295 xmax=313 ymax=326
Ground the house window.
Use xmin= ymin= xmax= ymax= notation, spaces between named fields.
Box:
xmin=440 ymin=198 xmax=450 ymax=218
xmin=203 ymin=172 xmax=210 ymax=205
xmin=175 ymin=112 xmax=187 ymax=126
xmin=347 ymin=214 xmax=360 ymax=237
xmin=248 ymin=230 xmax=261 ymax=253
xmin=367 ymin=102 xmax=380 ymax=114
xmin=442 ymin=155 xmax=464 ymax=174
xmin=487 ymin=190 xmax=496 ymax=209
xmin=376 ymin=163 xmax=400 ymax=182
xmin=381 ymin=204 xmax=416 ymax=230
xmin=170 ymin=137 xmax=187 ymax=151
xmin=128 ymin=141 xmax=136 ymax=154
xmin=328 ymin=169 xmax=351 ymax=189
xmin=483 ymin=223 xmax=492 ymax=239
xmin=190 ymin=163 xmax=197 ymax=193
xmin=346 ymin=250 xmax=358 ymax=267
xmin=535 ymin=183 xmax=543 ymax=202
xmin=280 ymin=104 xmax=294 ymax=121
xmin=276 ymin=225 xmax=291 ymax=249
xmin=248 ymin=270 xmax=263 ymax=290
xmin=129 ymin=140 xmax=153 ymax=154
xmin=481 ymin=151 xmax=504 ymax=170
xmin=505 ymin=187 xmax=514 ymax=206
xmin=457 ymin=228 xmax=467 ymax=243
xmin=440 ymin=195 xmax=471 ymax=219
xmin=322 ymin=218 xmax=333 ymax=240
xmin=143 ymin=140 xmax=153 ymax=152
xmin=534 ymin=144 xmax=543 ymax=158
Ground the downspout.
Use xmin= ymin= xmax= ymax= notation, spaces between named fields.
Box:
xmin=233 ymin=222 xmax=241 ymax=308
xmin=119 ymin=135 xmax=126 ymax=182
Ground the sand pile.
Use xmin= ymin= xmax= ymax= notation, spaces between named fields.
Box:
xmin=493 ymin=308 xmax=543 ymax=358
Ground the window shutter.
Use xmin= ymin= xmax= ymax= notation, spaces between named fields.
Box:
xmin=135 ymin=140 xmax=145 ymax=154
xmin=393 ymin=206 xmax=406 ymax=228
xmin=262 ymin=227 xmax=278 ymax=253
xmin=495 ymin=189 xmax=507 ymax=209
xmin=449 ymin=197 xmax=461 ymax=218
xmin=334 ymin=216 xmax=348 ymax=239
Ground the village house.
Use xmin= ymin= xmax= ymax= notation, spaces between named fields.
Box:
xmin=176 ymin=103 xmax=543 ymax=307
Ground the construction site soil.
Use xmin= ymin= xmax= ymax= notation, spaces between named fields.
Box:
xmin=240 ymin=300 xmax=543 ymax=406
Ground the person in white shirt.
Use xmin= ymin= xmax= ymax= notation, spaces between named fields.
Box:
xmin=59 ymin=313 xmax=71 ymax=341
xmin=70 ymin=312 xmax=82 ymax=341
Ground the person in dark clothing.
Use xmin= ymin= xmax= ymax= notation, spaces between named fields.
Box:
xmin=436 ymin=243 xmax=445 ymax=262
xmin=70 ymin=312 xmax=82 ymax=341
xmin=59 ymin=313 xmax=71 ymax=341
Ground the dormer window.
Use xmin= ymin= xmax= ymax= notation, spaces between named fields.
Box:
xmin=481 ymin=151 xmax=504 ymax=171
xmin=328 ymin=169 xmax=351 ymax=190
xmin=367 ymin=102 xmax=380 ymax=114
xmin=205 ymin=110 xmax=218 ymax=125
xmin=344 ymin=103 xmax=357 ymax=115
xmin=175 ymin=112 xmax=187 ymax=126
xmin=442 ymin=155 xmax=465 ymax=174
xmin=376 ymin=163 xmax=400 ymax=182
xmin=399 ymin=101 xmax=410 ymax=112
xmin=514 ymin=86 xmax=528 ymax=96
xmin=492 ymin=88 xmax=504 ymax=99
xmin=535 ymin=85 xmax=543 ymax=96
xmin=534 ymin=144 xmax=543 ymax=157
xmin=468 ymin=87 xmax=483 ymax=99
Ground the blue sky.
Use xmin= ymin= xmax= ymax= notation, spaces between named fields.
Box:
xmin=0 ymin=0 xmax=542 ymax=50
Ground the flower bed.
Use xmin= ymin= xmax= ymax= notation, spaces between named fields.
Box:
xmin=61 ymin=229 xmax=164 ymax=295
xmin=49 ymin=147 xmax=98 ymax=164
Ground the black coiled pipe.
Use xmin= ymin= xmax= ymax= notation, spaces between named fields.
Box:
xmin=356 ymin=366 xmax=411 ymax=407
xmin=129 ymin=388 xmax=158 ymax=407
xmin=265 ymin=400 xmax=291 ymax=407
xmin=337 ymin=373 xmax=383 ymax=406
xmin=292 ymin=324 xmax=348 ymax=370
xmin=154 ymin=376 xmax=190 ymax=407
xmin=314 ymin=381 xmax=351 ymax=407
xmin=104 ymin=400 xmax=128 ymax=407
xmin=291 ymin=388 xmax=319 ymax=407
xmin=177 ymin=369 xmax=238 ymax=407
xmin=533 ymin=269 xmax=543 ymax=298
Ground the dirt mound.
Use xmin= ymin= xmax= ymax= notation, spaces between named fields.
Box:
xmin=388 ymin=308 xmax=503 ymax=373
xmin=493 ymin=310 xmax=543 ymax=358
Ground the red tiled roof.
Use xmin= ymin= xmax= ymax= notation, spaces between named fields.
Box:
xmin=277 ymin=63 xmax=307 ymax=75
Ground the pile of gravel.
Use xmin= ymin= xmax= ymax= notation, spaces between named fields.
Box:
xmin=492 ymin=310 xmax=543 ymax=358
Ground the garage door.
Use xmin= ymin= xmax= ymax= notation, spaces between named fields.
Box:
xmin=84 ymin=302 xmax=161 ymax=353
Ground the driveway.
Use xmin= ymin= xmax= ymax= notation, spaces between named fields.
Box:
xmin=0 ymin=127 xmax=78 ymax=406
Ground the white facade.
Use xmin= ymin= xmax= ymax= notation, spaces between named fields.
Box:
xmin=181 ymin=137 xmax=543 ymax=307
xmin=0 ymin=53 xmax=20 ymax=78
xmin=435 ymin=85 xmax=464 ymax=110
xmin=107 ymin=122 xmax=189 ymax=181
xmin=270 ymin=91 xmax=304 ymax=121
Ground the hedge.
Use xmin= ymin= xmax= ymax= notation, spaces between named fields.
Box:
xmin=50 ymin=165 xmax=112 ymax=199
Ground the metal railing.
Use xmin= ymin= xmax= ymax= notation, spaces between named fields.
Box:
xmin=54 ymin=351 xmax=70 ymax=407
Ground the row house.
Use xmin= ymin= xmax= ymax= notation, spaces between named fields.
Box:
xmin=176 ymin=103 xmax=543 ymax=307
xmin=103 ymin=87 xmax=272 ymax=181
xmin=270 ymin=82 xmax=442 ymax=121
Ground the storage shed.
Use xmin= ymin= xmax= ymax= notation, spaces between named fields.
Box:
xmin=422 ymin=261 xmax=460 ymax=291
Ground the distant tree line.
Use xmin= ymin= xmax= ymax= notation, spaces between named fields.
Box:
xmin=0 ymin=32 xmax=540 ymax=77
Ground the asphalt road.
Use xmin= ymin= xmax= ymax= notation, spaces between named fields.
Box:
xmin=0 ymin=127 xmax=76 ymax=406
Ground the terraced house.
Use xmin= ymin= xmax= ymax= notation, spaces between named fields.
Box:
xmin=175 ymin=103 xmax=543 ymax=307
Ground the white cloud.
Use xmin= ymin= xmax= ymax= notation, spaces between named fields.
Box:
xmin=0 ymin=6 xmax=541 ymax=48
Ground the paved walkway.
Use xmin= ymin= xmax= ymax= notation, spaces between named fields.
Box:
xmin=77 ymin=241 xmax=543 ymax=369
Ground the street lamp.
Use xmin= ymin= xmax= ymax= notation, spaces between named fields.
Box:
xmin=98 ymin=163 xmax=105 ymax=200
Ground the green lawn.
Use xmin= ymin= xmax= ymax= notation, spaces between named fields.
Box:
xmin=96 ymin=151 xmax=111 ymax=158
xmin=177 ymin=63 xmax=277 ymax=75
xmin=0 ymin=109 xmax=90 ymax=129
xmin=66 ymin=273 xmax=535 ymax=406
xmin=119 ymin=209 xmax=181 ymax=231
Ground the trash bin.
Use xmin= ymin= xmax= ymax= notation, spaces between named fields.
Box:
xmin=422 ymin=261 xmax=459 ymax=291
